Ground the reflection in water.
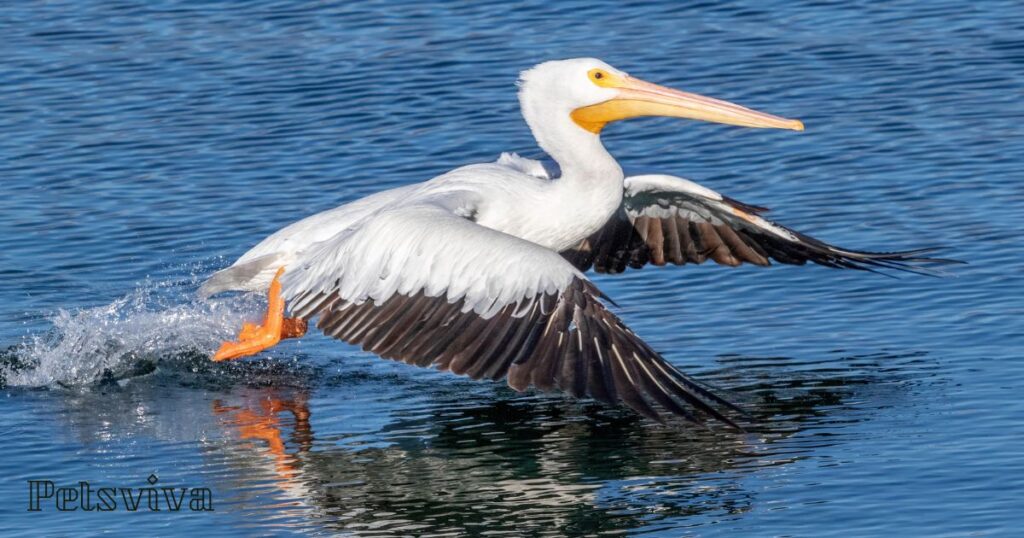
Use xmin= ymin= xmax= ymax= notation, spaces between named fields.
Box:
xmin=213 ymin=391 xmax=312 ymax=483
xmin=13 ymin=350 xmax=934 ymax=535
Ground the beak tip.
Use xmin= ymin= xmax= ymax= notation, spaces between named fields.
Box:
xmin=791 ymin=119 xmax=805 ymax=132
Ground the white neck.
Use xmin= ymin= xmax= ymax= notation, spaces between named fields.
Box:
xmin=520 ymin=98 xmax=623 ymax=186
xmin=516 ymin=92 xmax=626 ymax=249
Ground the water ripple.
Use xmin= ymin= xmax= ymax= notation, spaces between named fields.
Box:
xmin=2 ymin=0 xmax=1023 ymax=535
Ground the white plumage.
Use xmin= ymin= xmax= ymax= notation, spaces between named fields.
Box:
xmin=203 ymin=58 xmax=943 ymax=426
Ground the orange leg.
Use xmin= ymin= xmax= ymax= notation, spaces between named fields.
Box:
xmin=213 ymin=267 xmax=307 ymax=362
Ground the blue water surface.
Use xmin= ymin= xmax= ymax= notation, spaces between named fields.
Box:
xmin=2 ymin=1 xmax=1022 ymax=536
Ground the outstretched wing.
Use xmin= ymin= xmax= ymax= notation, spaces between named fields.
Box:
xmin=282 ymin=201 xmax=740 ymax=426
xmin=563 ymin=174 xmax=950 ymax=275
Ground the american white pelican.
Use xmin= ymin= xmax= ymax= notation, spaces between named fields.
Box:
xmin=201 ymin=58 xmax=942 ymax=427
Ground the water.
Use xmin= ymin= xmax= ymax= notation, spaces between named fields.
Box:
xmin=2 ymin=0 xmax=1022 ymax=535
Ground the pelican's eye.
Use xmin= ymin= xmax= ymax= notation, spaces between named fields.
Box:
xmin=588 ymin=68 xmax=614 ymax=87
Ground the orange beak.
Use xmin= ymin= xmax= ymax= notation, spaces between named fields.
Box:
xmin=571 ymin=71 xmax=804 ymax=134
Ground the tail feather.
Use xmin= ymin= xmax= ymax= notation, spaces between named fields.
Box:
xmin=198 ymin=253 xmax=283 ymax=298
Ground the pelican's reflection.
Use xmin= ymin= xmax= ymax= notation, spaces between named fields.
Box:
xmin=29 ymin=350 xmax=936 ymax=534
xmin=205 ymin=388 xmax=783 ymax=532
xmin=202 ymin=382 xmax=765 ymax=532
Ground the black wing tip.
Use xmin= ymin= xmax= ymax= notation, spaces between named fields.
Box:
xmin=828 ymin=247 xmax=965 ymax=277
xmin=837 ymin=246 xmax=962 ymax=263
xmin=610 ymin=392 xmax=748 ymax=431
xmin=780 ymin=231 xmax=963 ymax=276
xmin=756 ymin=225 xmax=963 ymax=277
xmin=572 ymin=280 xmax=751 ymax=431
xmin=675 ymin=382 xmax=749 ymax=431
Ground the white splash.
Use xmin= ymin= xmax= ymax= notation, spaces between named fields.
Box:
xmin=3 ymin=281 xmax=261 ymax=388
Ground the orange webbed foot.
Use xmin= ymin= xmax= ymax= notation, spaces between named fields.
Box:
xmin=238 ymin=322 xmax=262 ymax=341
xmin=213 ymin=267 xmax=296 ymax=362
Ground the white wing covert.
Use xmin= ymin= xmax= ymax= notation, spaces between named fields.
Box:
xmin=282 ymin=200 xmax=741 ymax=426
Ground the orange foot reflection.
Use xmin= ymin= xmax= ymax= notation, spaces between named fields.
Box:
xmin=213 ymin=393 xmax=311 ymax=481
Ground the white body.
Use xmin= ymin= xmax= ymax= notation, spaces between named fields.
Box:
xmin=223 ymin=153 xmax=618 ymax=294
xmin=201 ymin=58 xmax=632 ymax=312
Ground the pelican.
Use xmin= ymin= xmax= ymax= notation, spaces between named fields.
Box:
xmin=201 ymin=58 xmax=943 ymax=427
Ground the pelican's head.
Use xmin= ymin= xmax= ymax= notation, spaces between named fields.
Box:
xmin=518 ymin=58 xmax=804 ymax=135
